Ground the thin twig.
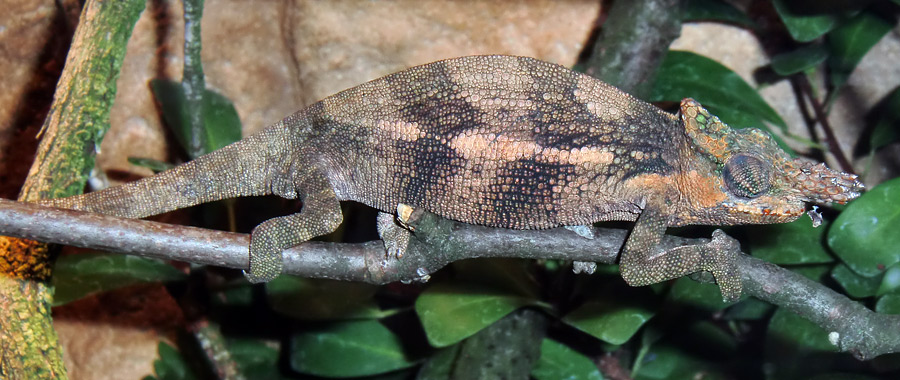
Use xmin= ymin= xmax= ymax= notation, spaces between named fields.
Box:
xmin=795 ymin=74 xmax=855 ymax=174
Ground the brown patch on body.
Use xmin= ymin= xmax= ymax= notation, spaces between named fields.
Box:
xmin=376 ymin=120 xmax=423 ymax=142
xmin=449 ymin=130 xmax=615 ymax=166
xmin=674 ymin=169 xmax=728 ymax=211
xmin=619 ymin=172 xmax=677 ymax=204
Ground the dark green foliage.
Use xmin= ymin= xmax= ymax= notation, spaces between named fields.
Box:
xmin=829 ymin=178 xmax=900 ymax=277
xmin=771 ymin=43 xmax=829 ymax=75
xmin=651 ymin=50 xmax=788 ymax=132
xmin=150 ymin=79 xmax=243 ymax=158
xmin=52 ymin=253 xmax=186 ymax=306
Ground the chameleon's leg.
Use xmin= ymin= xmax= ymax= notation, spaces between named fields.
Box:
xmin=619 ymin=204 xmax=742 ymax=301
xmin=376 ymin=204 xmax=420 ymax=259
xmin=244 ymin=176 xmax=343 ymax=283
xmin=377 ymin=211 xmax=411 ymax=259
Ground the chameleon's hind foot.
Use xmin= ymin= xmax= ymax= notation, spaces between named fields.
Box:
xmin=244 ymin=232 xmax=284 ymax=283
xmin=377 ymin=211 xmax=412 ymax=259
xmin=244 ymin=215 xmax=300 ymax=283
xmin=245 ymin=182 xmax=343 ymax=283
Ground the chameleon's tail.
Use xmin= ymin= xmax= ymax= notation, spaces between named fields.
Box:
xmin=39 ymin=122 xmax=299 ymax=219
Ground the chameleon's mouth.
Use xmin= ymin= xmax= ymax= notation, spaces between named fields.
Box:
xmin=724 ymin=201 xmax=805 ymax=219
xmin=786 ymin=160 xmax=865 ymax=205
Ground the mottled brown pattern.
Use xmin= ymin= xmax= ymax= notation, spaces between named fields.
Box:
xmin=40 ymin=56 xmax=864 ymax=297
xmin=317 ymin=56 xmax=683 ymax=229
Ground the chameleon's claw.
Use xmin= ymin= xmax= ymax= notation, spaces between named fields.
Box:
xmin=396 ymin=203 xmax=416 ymax=231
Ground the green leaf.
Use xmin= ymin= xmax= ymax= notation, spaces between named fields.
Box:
xmin=415 ymin=281 xmax=536 ymax=347
xmin=877 ymin=264 xmax=900 ymax=296
xmin=634 ymin=343 xmax=726 ymax=380
xmin=722 ymin=297 xmax=774 ymax=320
xmin=290 ymin=319 xmax=418 ymax=377
xmin=827 ymin=11 xmax=893 ymax=97
xmin=772 ymin=0 xmax=840 ymax=42
xmin=828 ymin=177 xmax=900 ymax=277
xmin=210 ymin=284 xmax=253 ymax=308
xmin=127 ymin=157 xmax=175 ymax=173
xmin=831 ymin=263 xmax=881 ymax=298
xmin=150 ymin=79 xmax=243 ymax=158
xmin=765 ymin=307 xmax=841 ymax=379
xmin=876 ymin=293 xmax=900 ymax=314
xmin=416 ymin=345 xmax=461 ymax=380
xmin=451 ymin=258 xmax=540 ymax=299
xmin=870 ymin=85 xmax=900 ymax=150
xmin=684 ymin=321 xmax=739 ymax=356
xmin=266 ymin=276 xmax=386 ymax=320
xmin=771 ymin=44 xmax=829 ymax=76
xmin=531 ymin=339 xmax=604 ymax=380
xmin=147 ymin=342 xmax=197 ymax=380
xmin=789 ymin=264 xmax=832 ymax=283
xmin=52 ymin=253 xmax=187 ymax=306
xmin=682 ymin=0 xmax=755 ymax=27
xmin=563 ymin=292 xmax=654 ymax=345
xmin=651 ymin=50 xmax=788 ymax=132
xmin=745 ymin=217 xmax=833 ymax=265
xmin=227 ymin=338 xmax=295 ymax=380
xmin=668 ymin=277 xmax=733 ymax=310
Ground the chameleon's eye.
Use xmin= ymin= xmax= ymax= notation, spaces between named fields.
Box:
xmin=723 ymin=154 xmax=771 ymax=199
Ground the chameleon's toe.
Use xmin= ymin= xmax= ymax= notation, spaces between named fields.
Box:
xmin=244 ymin=246 xmax=282 ymax=283
xmin=377 ymin=211 xmax=412 ymax=259
xmin=246 ymin=228 xmax=287 ymax=283
xmin=702 ymin=229 xmax=743 ymax=302
xmin=243 ymin=269 xmax=278 ymax=284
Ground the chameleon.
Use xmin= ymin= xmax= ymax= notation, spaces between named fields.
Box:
xmin=39 ymin=55 xmax=864 ymax=300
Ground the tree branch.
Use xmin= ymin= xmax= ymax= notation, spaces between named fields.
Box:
xmin=585 ymin=0 xmax=682 ymax=98
xmin=0 ymin=198 xmax=897 ymax=359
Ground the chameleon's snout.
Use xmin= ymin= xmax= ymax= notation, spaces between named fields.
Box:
xmin=787 ymin=159 xmax=865 ymax=205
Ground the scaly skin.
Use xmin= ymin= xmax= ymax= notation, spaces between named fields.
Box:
xmin=40 ymin=55 xmax=864 ymax=300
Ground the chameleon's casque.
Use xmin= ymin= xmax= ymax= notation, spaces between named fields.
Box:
xmin=40 ymin=55 xmax=863 ymax=300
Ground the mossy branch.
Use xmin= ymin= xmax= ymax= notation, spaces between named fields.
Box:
xmin=0 ymin=0 xmax=144 ymax=378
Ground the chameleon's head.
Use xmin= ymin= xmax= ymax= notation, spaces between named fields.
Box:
xmin=674 ymin=99 xmax=864 ymax=226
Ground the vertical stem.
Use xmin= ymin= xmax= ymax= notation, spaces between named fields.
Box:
xmin=795 ymin=75 xmax=856 ymax=174
xmin=182 ymin=0 xmax=207 ymax=158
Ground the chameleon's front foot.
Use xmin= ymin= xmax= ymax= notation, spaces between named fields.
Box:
xmin=619 ymin=206 xmax=744 ymax=302
xmin=699 ymin=229 xmax=742 ymax=302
